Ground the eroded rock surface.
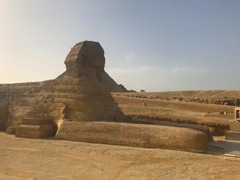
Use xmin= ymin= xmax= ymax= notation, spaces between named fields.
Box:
xmin=102 ymin=71 xmax=127 ymax=92
xmin=56 ymin=121 xmax=209 ymax=152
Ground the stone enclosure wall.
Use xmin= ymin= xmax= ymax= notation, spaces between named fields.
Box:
xmin=0 ymin=83 xmax=41 ymax=131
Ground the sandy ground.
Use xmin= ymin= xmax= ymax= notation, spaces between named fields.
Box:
xmin=113 ymin=90 xmax=240 ymax=99
xmin=113 ymin=96 xmax=234 ymax=136
xmin=0 ymin=132 xmax=240 ymax=180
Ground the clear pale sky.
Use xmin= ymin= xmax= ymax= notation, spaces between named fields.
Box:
xmin=0 ymin=0 xmax=239 ymax=92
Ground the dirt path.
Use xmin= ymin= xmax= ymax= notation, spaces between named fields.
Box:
xmin=0 ymin=132 xmax=240 ymax=180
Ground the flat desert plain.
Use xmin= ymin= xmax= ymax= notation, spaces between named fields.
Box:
xmin=0 ymin=132 xmax=240 ymax=180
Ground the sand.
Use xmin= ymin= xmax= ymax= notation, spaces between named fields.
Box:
xmin=0 ymin=132 xmax=240 ymax=180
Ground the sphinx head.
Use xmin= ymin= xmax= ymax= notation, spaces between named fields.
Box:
xmin=63 ymin=41 xmax=105 ymax=81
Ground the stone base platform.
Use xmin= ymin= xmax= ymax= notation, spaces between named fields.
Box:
xmin=226 ymin=131 xmax=240 ymax=141
xmin=16 ymin=124 xmax=56 ymax=138
xmin=15 ymin=117 xmax=57 ymax=138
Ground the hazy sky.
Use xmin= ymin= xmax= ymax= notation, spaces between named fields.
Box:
xmin=0 ymin=0 xmax=239 ymax=92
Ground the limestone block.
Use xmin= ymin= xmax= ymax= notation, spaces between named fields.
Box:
xmin=16 ymin=124 xmax=56 ymax=138
xmin=6 ymin=126 xmax=17 ymax=134
xmin=230 ymin=122 xmax=240 ymax=132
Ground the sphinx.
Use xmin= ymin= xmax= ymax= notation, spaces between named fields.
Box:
xmin=0 ymin=41 xmax=211 ymax=152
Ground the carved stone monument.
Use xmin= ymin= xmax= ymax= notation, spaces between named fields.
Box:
xmin=0 ymin=41 xmax=211 ymax=152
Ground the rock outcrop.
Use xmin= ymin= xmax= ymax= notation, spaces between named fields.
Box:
xmin=0 ymin=40 xmax=211 ymax=152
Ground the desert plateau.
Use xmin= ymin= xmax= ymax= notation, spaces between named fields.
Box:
xmin=1 ymin=132 xmax=240 ymax=180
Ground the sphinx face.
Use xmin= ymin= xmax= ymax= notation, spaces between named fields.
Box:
xmin=64 ymin=41 xmax=105 ymax=81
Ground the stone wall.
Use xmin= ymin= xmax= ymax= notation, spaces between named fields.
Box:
xmin=0 ymin=82 xmax=49 ymax=130
xmin=0 ymin=102 xmax=8 ymax=131
xmin=0 ymin=85 xmax=8 ymax=130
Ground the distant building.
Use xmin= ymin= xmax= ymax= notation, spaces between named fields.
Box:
xmin=234 ymin=107 xmax=240 ymax=122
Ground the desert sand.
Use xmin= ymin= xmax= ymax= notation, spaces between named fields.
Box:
xmin=0 ymin=132 xmax=240 ymax=180
xmin=112 ymin=94 xmax=235 ymax=135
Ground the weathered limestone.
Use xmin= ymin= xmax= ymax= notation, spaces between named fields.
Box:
xmin=0 ymin=103 xmax=8 ymax=131
xmin=0 ymin=85 xmax=10 ymax=131
xmin=55 ymin=41 xmax=124 ymax=138
xmin=16 ymin=124 xmax=56 ymax=138
xmin=15 ymin=114 xmax=57 ymax=138
xmin=56 ymin=121 xmax=209 ymax=152
xmin=0 ymin=82 xmax=41 ymax=131
xmin=57 ymin=41 xmax=105 ymax=80
xmin=102 ymin=71 xmax=127 ymax=92
xmin=0 ymin=41 xmax=212 ymax=152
